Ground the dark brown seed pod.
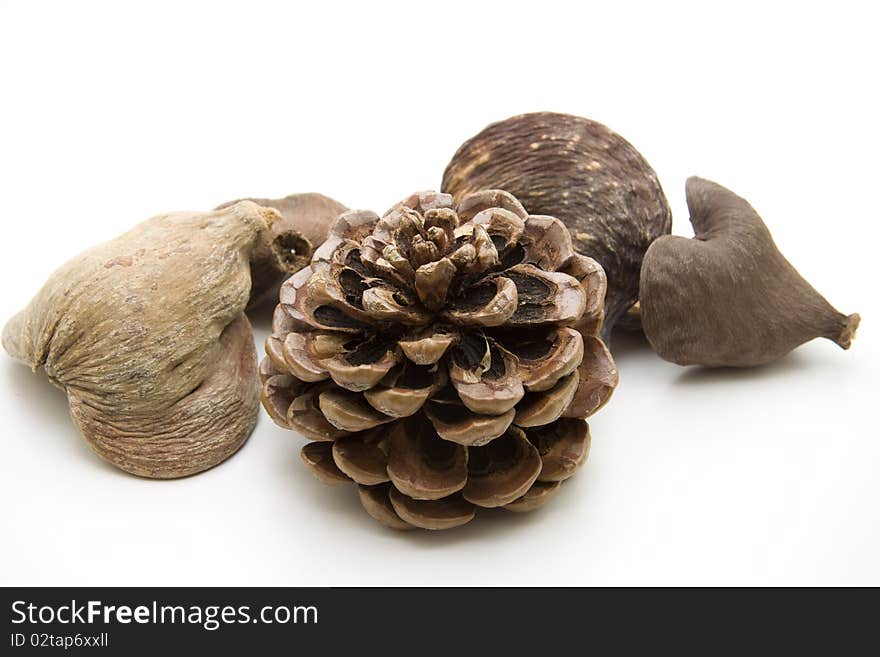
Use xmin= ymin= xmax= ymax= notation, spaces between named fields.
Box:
xmin=640 ymin=177 xmax=860 ymax=367
xmin=216 ymin=193 xmax=348 ymax=308
xmin=442 ymin=112 xmax=672 ymax=343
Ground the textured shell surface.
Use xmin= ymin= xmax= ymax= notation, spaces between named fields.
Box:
xmin=442 ymin=112 xmax=673 ymax=343
xmin=2 ymin=202 xmax=280 ymax=478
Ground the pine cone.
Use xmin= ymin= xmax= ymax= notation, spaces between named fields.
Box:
xmin=260 ymin=190 xmax=618 ymax=530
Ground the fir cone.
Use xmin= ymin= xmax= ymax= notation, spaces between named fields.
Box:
xmin=260 ymin=190 xmax=618 ymax=530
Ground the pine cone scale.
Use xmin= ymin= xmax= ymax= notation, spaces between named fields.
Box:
xmin=423 ymin=401 xmax=514 ymax=447
xmin=461 ymin=427 xmax=542 ymax=508
xmin=387 ymin=418 xmax=468 ymax=501
xmin=331 ymin=431 xmax=389 ymax=486
xmin=389 ymin=488 xmax=475 ymax=531
xmin=358 ymin=484 xmax=415 ymax=530
xmin=261 ymin=189 xmax=617 ymax=530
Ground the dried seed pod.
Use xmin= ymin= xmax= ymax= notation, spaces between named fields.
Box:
xmin=442 ymin=112 xmax=672 ymax=343
xmin=262 ymin=189 xmax=619 ymax=530
xmin=615 ymin=301 xmax=643 ymax=333
xmin=640 ymin=177 xmax=860 ymax=367
xmin=216 ymin=193 xmax=348 ymax=308
xmin=2 ymin=202 xmax=282 ymax=478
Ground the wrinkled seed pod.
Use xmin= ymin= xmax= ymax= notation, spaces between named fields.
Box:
xmin=262 ymin=189 xmax=619 ymax=530
xmin=442 ymin=112 xmax=672 ymax=343
xmin=3 ymin=202 xmax=285 ymax=478
xmin=640 ymin=177 xmax=860 ymax=367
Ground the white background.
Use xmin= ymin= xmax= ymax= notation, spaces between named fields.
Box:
xmin=1 ymin=1 xmax=877 ymax=586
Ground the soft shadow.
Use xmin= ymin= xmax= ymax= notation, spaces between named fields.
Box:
xmin=247 ymin=299 xmax=277 ymax=332
xmin=394 ymin=507 xmax=538 ymax=547
xmin=4 ymin=360 xmax=71 ymax=426
xmin=393 ymin=476 xmax=593 ymax=547
xmin=607 ymin=329 xmax=654 ymax=362
xmin=672 ymin=350 xmax=815 ymax=386
xmin=277 ymin=439 xmax=368 ymax=521
xmin=2 ymin=360 xmax=124 ymax=477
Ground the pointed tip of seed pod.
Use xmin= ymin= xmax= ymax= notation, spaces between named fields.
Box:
xmin=836 ymin=313 xmax=861 ymax=350
xmin=684 ymin=176 xmax=734 ymax=215
xmin=685 ymin=176 xmax=714 ymax=192
xmin=217 ymin=199 xmax=282 ymax=229
xmin=257 ymin=205 xmax=285 ymax=229
xmin=1 ymin=310 xmax=28 ymax=365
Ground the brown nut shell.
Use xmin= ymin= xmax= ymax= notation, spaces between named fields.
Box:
xmin=442 ymin=112 xmax=671 ymax=342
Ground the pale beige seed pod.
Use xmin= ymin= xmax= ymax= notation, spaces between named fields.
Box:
xmin=3 ymin=201 xmax=286 ymax=478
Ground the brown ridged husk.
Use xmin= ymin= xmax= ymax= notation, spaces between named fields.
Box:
xmin=442 ymin=112 xmax=672 ymax=343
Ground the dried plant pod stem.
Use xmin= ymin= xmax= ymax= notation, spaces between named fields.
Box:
xmin=216 ymin=193 xmax=347 ymax=308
